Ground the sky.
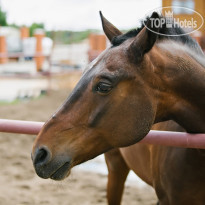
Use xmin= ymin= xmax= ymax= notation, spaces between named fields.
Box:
xmin=1 ymin=0 xmax=161 ymax=31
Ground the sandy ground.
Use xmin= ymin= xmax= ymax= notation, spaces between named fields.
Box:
xmin=0 ymin=78 xmax=157 ymax=204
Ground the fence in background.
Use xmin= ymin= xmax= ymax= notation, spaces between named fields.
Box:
xmin=0 ymin=27 xmax=51 ymax=71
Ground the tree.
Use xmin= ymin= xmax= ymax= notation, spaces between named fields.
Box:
xmin=0 ymin=6 xmax=7 ymax=26
xmin=29 ymin=23 xmax=45 ymax=36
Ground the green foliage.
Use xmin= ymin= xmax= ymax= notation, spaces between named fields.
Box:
xmin=47 ymin=29 xmax=99 ymax=44
xmin=9 ymin=23 xmax=20 ymax=28
xmin=0 ymin=6 xmax=7 ymax=26
xmin=29 ymin=23 xmax=45 ymax=36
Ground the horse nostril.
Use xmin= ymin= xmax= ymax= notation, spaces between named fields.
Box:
xmin=33 ymin=147 xmax=52 ymax=166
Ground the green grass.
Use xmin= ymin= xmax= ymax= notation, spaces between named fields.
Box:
xmin=0 ymin=99 xmax=20 ymax=106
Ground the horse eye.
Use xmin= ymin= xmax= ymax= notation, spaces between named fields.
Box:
xmin=95 ymin=82 xmax=112 ymax=93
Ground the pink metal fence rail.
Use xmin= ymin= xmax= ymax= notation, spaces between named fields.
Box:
xmin=0 ymin=119 xmax=44 ymax=135
xmin=0 ymin=119 xmax=205 ymax=149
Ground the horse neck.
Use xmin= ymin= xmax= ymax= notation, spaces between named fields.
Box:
xmin=150 ymin=42 xmax=205 ymax=133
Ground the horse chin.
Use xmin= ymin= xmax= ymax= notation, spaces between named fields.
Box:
xmin=50 ymin=162 xmax=71 ymax=181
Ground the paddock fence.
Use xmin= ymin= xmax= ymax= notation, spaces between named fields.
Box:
xmin=0 ymin=119 xmax=205 ymax=149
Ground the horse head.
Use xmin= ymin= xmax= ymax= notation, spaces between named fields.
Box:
xmin=32 ymin=12 xmax=164 ymax=180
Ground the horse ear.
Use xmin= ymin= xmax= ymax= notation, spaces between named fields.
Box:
xmin=99 ymin=11 xmax=122 ymax=42
xmin=128 ymin=12 xmax=160 ymax=62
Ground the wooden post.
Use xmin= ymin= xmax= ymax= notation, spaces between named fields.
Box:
xmin=97 ymin=35 xmax=106 ymax=50
xmin=88 ymin=34 xmax=106 ymax=62
xmin=34 ymin=29 xmax=45 ymax=72
xmin=0 ymin=35 xmax=8 ymax=64
xmin=89 ymin=34 xmax=106 ymax=51
xmin=20 ymin=27 xmax=29 ymax=39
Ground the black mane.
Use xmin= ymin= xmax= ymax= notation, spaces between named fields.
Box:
xmin=111 ymin=14 xmax=202 ymax=54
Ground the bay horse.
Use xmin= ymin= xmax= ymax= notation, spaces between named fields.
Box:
xmin=31 ymin=12 xmax=205 ymax=205
xmin=105 ymin=120 xmax=185 ymax=205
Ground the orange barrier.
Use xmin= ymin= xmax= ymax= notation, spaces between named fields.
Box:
xmin=34 ymin=30 xmax=45 ymax=72
xmin=20 ymin=27 xmax=29 ymax=39
xmin=88 ymin=34 xmax=106 ymax=62
xmin=0 ymin=36 xmax=7 ymax=64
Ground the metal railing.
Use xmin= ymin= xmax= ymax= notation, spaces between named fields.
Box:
xmin=0 ymin=118 xmax=205 ymax=149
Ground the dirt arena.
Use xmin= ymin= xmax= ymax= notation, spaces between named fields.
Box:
xmin=0 ymin=74 xmax=157 ymax=205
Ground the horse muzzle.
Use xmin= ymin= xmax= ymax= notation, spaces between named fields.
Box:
xmin=31 ymin=146 xmax=71 ymax=180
